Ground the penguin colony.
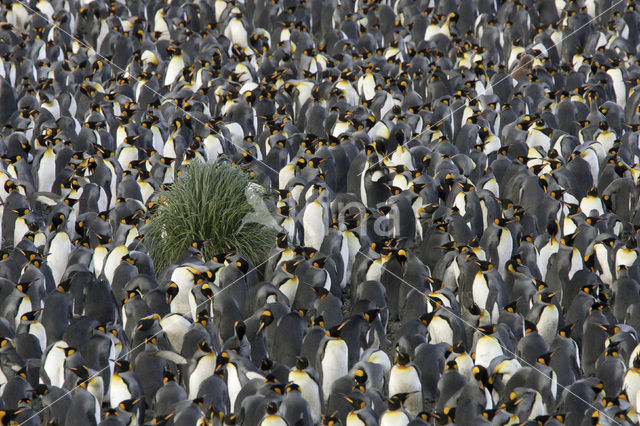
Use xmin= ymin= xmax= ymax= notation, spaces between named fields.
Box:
xmin=0 ymin=0 xmax=640 ymax=425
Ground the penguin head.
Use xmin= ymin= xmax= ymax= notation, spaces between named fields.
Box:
xmin=597 ymin=324 xmax=620 ymax=336
xmin=321 ymin=413 xmax=340 ymax=425
xmin=234 ymin=321 xmax=246 ymax=341
xmin=285 ymin=383 xmax=301 ymax=393
xmin=0 ymin=337 xmax=15 ymax=351
xmin=275 ymin=232 xmax=288 ymax=248
xmin=326 ymin=322 xmax=345 ymax=338
xmin=472 ymin=365 xmax=491 ymax=388
xmin=264 ymin=401 xmax=279 ymax=415
xmin=394 ymin=349 xmax=411 ymax=365
xmin=235 ymin=257 xmax=249 ymax=274
xmin=387 ymin=395 xmax=404 ymax=411
xmin=200 ymin=284 xmax=214 ymax=301
xmin=395 ymin=249 xmax=407 ymax=269
xmin=114 ymin=359 xmax=132 ymax=373
xmin=474 ymin=260 xmax=494 ymax=272
xmin=163 ymin=371 xmax=177 ymax=383
xmin=215 ymin=352 xmax=230 ymax=373
xmin=69 ymin=364 xmax=90 ymax=380
xmin=363 ymin=309 xmax=381 ymax=324
xmin=257 ymin=310 xmax=274 ymax=333
xmin=144 ymin=336 xmax=158 ymax=347
xmin=20 ymin=310 xmax=41 ymax=323
xmin=477 ymin=324 xmax=497 ymax=336
xmin=536 ymin=352 xmax=554 ymax=366
xmin=55 ymin=276 xmax=74 ymax=293
xmin=353 ymin=368 xmax=368 ymax=386
xmin=343 ymin=395 xmax=366 ymax=410
xmin=539 ymin=291 xmax=558 ymax=304
xmin=501 ymin=391 xmax=524 ymax=412
xmin=295 ymin=357 xmax=309 ymax=370
xmin=312 ymin=315 xmax=325 ymax=328
xmin=119 ymin=397 xmax=143 ymax=414
xmin=166 ymin=282 xmax=179 ymax=303
xmin=197 ymin=339 xmax=213 ymax=354
xmin=524 ymin=320 xmax=538 ymax=334
xmin=16 ymin=280 xmax=33 ymax=294
xmin=49 ymin=213 xmax=67 ymax=232
xmin=62 ymin=347 xmax=77 ymax=357
xmin=137 ymin=313 xmax=161 ymax=331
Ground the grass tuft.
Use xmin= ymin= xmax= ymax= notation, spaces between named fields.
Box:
xmin=143 ymin=161 xmax=278 ymax=273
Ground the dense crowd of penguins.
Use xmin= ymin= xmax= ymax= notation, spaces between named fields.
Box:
xmin=0 ymin=0 xmax=640 ymax=424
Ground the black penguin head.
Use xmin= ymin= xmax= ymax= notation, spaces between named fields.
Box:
xmin=264 ymin=402 xmax=279 ymax=415
xmin=235 ymin=258 xmax=249 ymax=274
xmin=524 ymin=320 xmax=538 ymax=334
xmin=260 ymin=357 xmax=274 ymax=371
xmin=114 ymin=360 xmax=132 ymax=372
xmin=16 ymin=280 xmax=33 ymax=294
xmin=0 ymin=338 xmax=14 ymax=351
xmin=598 ymin=324 xmax=620 ymax=336
xmin=363 ymin=309 xmax=381 ymax=324
xmin=312 ymin=316 xmax=325 ymax=327
xmin=166 ymin=282 xmax=179 ymax=303
xmin=559 ymin=323 xmax=575 ymax=338
xmin=62 ymin=347 xmax=77 ymax=357
xmin=137 ymin=313 xmax=161 ymax=331
xmin=311 ymin=256 xmax=328 ymax=269
xmin=295 ymin=357 xmax=309 ymax=370
xmin=474 ymin=260 xmax=494 ymax=272
xmin=632 ymin=354 xmax=640 ymax=369
xmin=501 ymin=391 xmax=524 ymax=411
xmin=353 ymin=368 xmax=368 ymax=385
xmin=395 ymin=249 xmax=407 ymax=268
xmin=216 ymin=351 xmax=230 ymax=371
xmin=50 ymin=213 xmax=66 ymax=232
xmin=419 ymin=312 xmax=434 ymax=326
xmin=503 ymin=301 xmax=518 ymax=314
xmin=201 ymin=283 xmax=214 ymax=300
xmin=286 ymin=382 xmax=301 ymax=394
xmin=312 ymin=286 xmax=330 ymax=299
xmin=539 ymin=291 xmax=558 ymax=304
xmin=343 ymin=395 xmax=366 ymax=409
xmin=198 ymin=339 xmax=213 ymax=354
xmin=275 ymin=232 xmax=288 ymax=248
xmin=103 ymin=408 xmax=119 ymax=418
xmin=537 ymin=352 xmax=554 ymax=366
xmin=387 ymin=395 xmax=403 ymax=410
xmin=326 ymin=322 xmax=345 ymax=338
xmin=257 ymin=310 xmax=274 ymax=333
xmin=234 ymin=321 xmax=246 ymax=341
xmin=477 ymin=325 xmax=497 ymax=336
xmin=69 ymin=365 xmax=89 ymax=379
xmin=222 ymin=413 xmax=238 ymax=425
xmin=395 ymin=350 xmax=411 ymax=365
xmin=472 ymin=365 xmax=491 ymax=388
xmin=163 ymin=371 xmax=177 ymax=383
xmin=546 ymin=221 xmax=559 ymax=237
xmin=321 ymin=413 xmax=340 ymax=425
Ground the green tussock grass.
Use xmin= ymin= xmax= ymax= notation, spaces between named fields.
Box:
xmin=143 ymin=161 xmax=278 ymax=273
